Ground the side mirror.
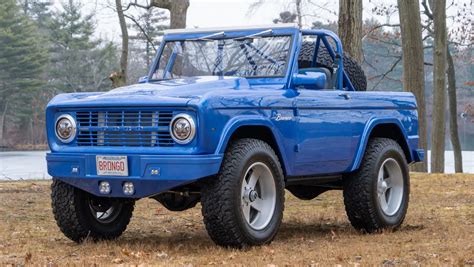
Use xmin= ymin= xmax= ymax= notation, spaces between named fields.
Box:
xmin=138 ymin=76 xmax=149 ymax=84
xmin=292 ymin=72 xmax=326 ymax=89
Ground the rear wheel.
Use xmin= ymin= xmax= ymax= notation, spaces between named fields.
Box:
xmin=343 ymin=138 xmax=409 ymax=232
xmin=201 ymin=138 xmax=285 ymax=247
xmin=51 ymin=179 xmax=134 ymax=242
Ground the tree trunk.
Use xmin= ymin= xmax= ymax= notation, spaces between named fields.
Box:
xmin=295 ymin=0 xmax=303 ymax=28
xmin=169 ymin=0 xmax=189 ymax=29
xmin=130 ymin=0 xmax=189 ymax=30
xmin=338 ymin=0 xmax=363 ymax=63
xmin=446 ymin=46 xmax=463 ymax=173
xmin=23 ymin=0 xmax=29 ymax=14
xmin=430 ymin=0 xmax=447 ymax=173
xmin=0 ymin=102 xmax=7 ymax=147
xmin=397 ymin=0 xmax=428 ymax=172
xmin=149 ymin=0 xmax=189 ymax=29
xmin=113 ymin=0 xmax=128 ymax=88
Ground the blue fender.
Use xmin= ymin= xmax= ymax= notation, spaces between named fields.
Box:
xmin=349 ymin=118 xmax=413 ymax=172
xmin=215 ymin=115 xmax=292 ymax=175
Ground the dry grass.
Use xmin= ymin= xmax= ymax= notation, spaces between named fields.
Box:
xmin=0 ymin=173 xmax=473 ymax=266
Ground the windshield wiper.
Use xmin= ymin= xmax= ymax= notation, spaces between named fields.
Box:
xmin=187 ymin=29 xmax=273 ymax=41
xmin=235 ymin=29 xmax=273 ymax=40
xmin=190 ymin=31 xmax=226 ymax=41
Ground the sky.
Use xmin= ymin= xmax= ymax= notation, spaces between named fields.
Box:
xmin=49 ymin=0 xmax=471 ymax=44
xmin=49 ymin=0 xmax=380 ymax=42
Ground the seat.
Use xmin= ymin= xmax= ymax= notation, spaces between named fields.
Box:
xmin=298 ymin=67 xmax=333 ymax=89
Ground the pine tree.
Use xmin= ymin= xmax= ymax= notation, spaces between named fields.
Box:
xmin=0 ymin=0 xmax=47 ymax=146
xmin=23 ymin=0 xmax=54 ymax=37
xmin=48 ymin=0 xmax=117 ymax=93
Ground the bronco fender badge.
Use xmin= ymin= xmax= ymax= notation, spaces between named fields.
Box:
xmin=271 ymin=113 xmax=293 ymax=121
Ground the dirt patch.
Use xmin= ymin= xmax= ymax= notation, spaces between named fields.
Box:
xmin=0 ymin=173 xmax=473 ymax=265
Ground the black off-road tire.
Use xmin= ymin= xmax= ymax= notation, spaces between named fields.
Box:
xmin=298 ymin=41 xmax=367 ymax=91
xmin=343 ymin=138 xmax=410 ymax=233
xmin=201 ymin=138 xmax=285 ymax=248
xmin=51 ymin=179 xmax=135 ymax=242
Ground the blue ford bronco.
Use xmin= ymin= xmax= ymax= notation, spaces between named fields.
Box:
xmin=46 ymin=24 xmax=424 ymax=248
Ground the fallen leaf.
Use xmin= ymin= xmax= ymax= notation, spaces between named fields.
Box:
xmin=25 ymin=252 xmax=32 ymax=263
xmin=131 ymin=251 xmax=145 ymax=258
xmin=157 ymin=251 xmax=168 ymax=259
xmin=112 ymin=258 xmax=124 ymax=264
xmin=331 ymin=230 xmax=338 ymax=240
xmin=121 ymin=248 xmax=131 ymax=257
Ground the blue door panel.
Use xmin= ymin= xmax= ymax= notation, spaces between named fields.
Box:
xmin=294 ymin=90 xmax=353 ymax=175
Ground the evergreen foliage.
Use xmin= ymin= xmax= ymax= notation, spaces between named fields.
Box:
xmin=48 ymin=0 xmax=118 ymax=93
xmin=0 ymin=0 xmax=47 ymax=145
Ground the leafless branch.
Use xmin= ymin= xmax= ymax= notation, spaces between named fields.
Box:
xmin=123 ymin=14 xmax=157 ymax=51
xmin=369 ymin=56 xmax=402 ymax=90
xmin=363 ymin=23 xmax=400 ymax=40
xmin=246 ymin=0 xmax=266 ymax=16
xmin=306 ymin=0 xmax=338 ymax=16
xmin=124 ymin=0 xmax=171 ymax=12
xmin=367 ymin=35 xmax=401 ymax=47
xmin=421 ymin=0 xmax=434 ymax=20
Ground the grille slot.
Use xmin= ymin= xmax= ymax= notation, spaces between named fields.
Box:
xmin=76 ymin=110 xmax=175 ymax=147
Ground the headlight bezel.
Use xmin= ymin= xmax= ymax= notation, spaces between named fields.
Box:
xmin=55 ymin=114 xmax=77 ymax=143
xmin=169 ymin=113 xmax=196 ymax=145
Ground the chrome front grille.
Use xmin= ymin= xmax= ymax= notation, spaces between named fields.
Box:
xmin=75 ymin=110 xmax=175 ymax=147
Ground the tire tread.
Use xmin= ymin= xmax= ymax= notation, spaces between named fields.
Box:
xmin=201 ymin=138 xmax=284 ymax=247
xmin=51 ymin=179 xmax=134 ymax=242
xmin=343 ymin=138 xmax=408 ymax=232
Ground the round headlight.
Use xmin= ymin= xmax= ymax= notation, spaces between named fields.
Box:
xmin=55 ymin=114 xmax=76 ymax=143
xmin=170 ymin=114 xmax=196 ymax=144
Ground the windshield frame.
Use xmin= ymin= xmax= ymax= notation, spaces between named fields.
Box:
xmin=147 ymin=27 xmax=300 ymax=86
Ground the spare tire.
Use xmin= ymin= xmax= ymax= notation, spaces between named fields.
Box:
xmin=298 ymin=41 xmax=367 ymax=91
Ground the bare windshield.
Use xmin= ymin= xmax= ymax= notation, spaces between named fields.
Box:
xmin=151 ymin=36 xmax=292 ymax=79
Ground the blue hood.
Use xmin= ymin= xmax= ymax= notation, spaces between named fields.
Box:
xmin=47 ymin=76 xmax=250 ymax=108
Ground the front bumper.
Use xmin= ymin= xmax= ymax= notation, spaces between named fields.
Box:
xmin=46 ymin=152 xmax=223 ymax=198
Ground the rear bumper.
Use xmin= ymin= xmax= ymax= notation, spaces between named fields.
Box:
xmin=46 ymin=152 xmax=223 ymax=198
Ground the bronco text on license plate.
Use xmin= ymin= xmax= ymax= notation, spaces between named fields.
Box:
xmin=96 ymin=156 xmax=128 ymax=176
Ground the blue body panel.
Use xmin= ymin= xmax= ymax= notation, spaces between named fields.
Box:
xmin=45 ymin=25 xmax=422 ymax=198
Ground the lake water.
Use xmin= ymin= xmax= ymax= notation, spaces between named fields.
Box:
xmin=0 ymin=150 xmax=472 ymax=180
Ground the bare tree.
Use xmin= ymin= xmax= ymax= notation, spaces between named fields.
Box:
xmin=127 ymin=0 xmax=189 ymax=29
xmin=421 ymin=0 xmax=467 ymax=173
xmin=111 ymin=0 xmax=129 ymax=88
xmin=446 ymin=47 xmax=463 ymax=172
xmin=397 ymin=0 xmax=427 ymax=172
xmin=338 ymin=0 xmax=363 ymax=63
xmin=249 ymin=0 xmax=337 ymax=29
xmin=430 ymin=0 xmax=447 ymax=173
xmin=0 ymin=103 xmax=7 ymax=147
xmin=295 ymin=0 xmax=302 ymax=28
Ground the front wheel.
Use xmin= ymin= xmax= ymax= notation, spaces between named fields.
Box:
xmin=343 ymin=138 xmax=409 ymax=233
xmin=201 ymin=138 xmax=285 ymax=247
xmin=51 ymin=179 xmax=135 ymax=242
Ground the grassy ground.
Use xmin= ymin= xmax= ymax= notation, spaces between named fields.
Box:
xmin=0 ymin=173 xmax=473 ymax=266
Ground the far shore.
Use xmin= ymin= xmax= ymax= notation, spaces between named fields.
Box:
xmin=1 ymin=144 xmax=49 ymax=152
